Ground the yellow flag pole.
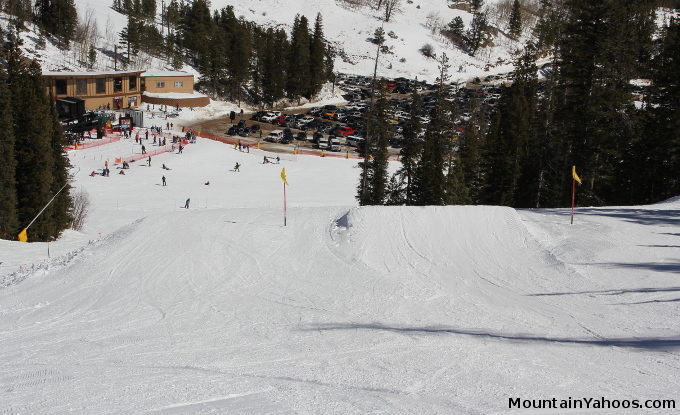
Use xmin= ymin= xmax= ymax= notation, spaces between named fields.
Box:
xmin=281 ymin=168 xmax=289 ymax=226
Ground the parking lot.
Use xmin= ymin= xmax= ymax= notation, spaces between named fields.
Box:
xmin=186 ymin=73 xmax=515 ymax=156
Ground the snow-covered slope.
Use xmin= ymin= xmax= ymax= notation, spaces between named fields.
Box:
xmin=4 ymin=0 xmax=523 ymax=82
xmin=1 ymin=133 xmax=679 ymax=414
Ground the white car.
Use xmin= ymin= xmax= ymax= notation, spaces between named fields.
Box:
xmin=345 ymin=135 xmax=364 ymax=147
xmin=260 ymin=113 xmax=279 ymax=123
xmin=317 ymin=137 xmax=329 ymax=150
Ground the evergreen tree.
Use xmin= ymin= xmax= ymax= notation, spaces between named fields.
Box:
xmin=549 ymin=0 xmax=656 ymax=206
xmin=46 ymin=92 xmax=73 ymax=237
xmin=458 ymin=97 xmax=487 ymax=204
xmin=141 ymin=0 xmax=156 ymax=20
xmin=443 ymin=16 xmax=465 ymax=46
xmin=465 ymin=0 xmax=489 ymax=56
xmin=8 ymin=55 xmax=69 ymax=241
xmin=119 ymin=14 xmax=140 ymax=63
xmin=357 ymin=83 xmax=392 ymax=205
xmin=34 ymin=0 xmax=78 ymax=49
xmin=444 ymin=153 xmax=471 ymax=205
xmin=481 ymin=43 xmax=538 ymax=206
xmin=287 ymin=15 xmax=312 ymax=101
xmin=624 ymin=17 xmax=680 ymax=203
xmin=412 ymin=55 xmax=453 ymax=205
xmin=397 ymin=90 xmax=424 ymax=204
xmin=309 ymin=13 xmax=327 ymax=97
xmin=508 ymin=0 xmax=522 ymax=40
xmin=385 ymin=173 xmax=406 ymax=205
xmin=0 ymin=67 xmax=19 ymax=238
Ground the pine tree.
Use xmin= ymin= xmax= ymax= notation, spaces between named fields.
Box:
xmin=508 ymin=0 xmax=522 ymax=40
xmin=0 ymin=67 xmax=19 ymax=239
xmin=549 ymin=0 xmax=656 ymax=207
xmin=34 ymin=0 xmax=78 ymax=49
xmin=412 ymin=55 xmax=453 ymax=205
xmin=357 ymin=83 xmax=392 ymax=205
xmin=443 ymin=16 xmax=465 ymax=46
xmin=458 ymin=97 xmax=487 ymax=204
xmin=46 ymin=92 xmax=73 ymax=238
xmin=465 ymin=0 xmax=489 ymax=56
xmin=624 ymin=17 xmax=680 ymax=203
xmin=444 ymin=153 xmax=471 ymax=205
xmin=309 ymin=13 xmax=327 ymax=97
xmin=287 ymin=15 xmax=312 ymax=101
xmin=481 ymin=43 xmax=538 ymax=206
xmin=397 ymin=89 xmax=424 ymax=204
xmin=8 ymin=58 xmax=61 ymax=241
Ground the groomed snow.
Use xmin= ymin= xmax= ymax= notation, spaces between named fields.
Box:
xmin=1 ymin=122 xmax=679 ymax=414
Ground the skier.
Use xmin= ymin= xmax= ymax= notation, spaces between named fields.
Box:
xmin=162 ymin=175 xmax=166 ymax=186
xmin=148 ymin=156 xmax=151 ymax=166
xmin=234 ymin=162 xmax=241 ymax=172
xmin=141 ymin=145 xmax=147 ymax=154
xmin=184 ymin=198 xmax=190 ymax=209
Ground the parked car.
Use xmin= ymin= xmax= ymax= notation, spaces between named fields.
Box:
xmin=272 ymin=115 xmax=287 ymax=125
xmin=329 ymin=137 xmax=341 ymax=151
xmin=296 ymin=131 xmax=308 ymax=141
xmin=346 ymin=135 xmax=365 ymax=147
xmin=266 ymin=130 xmax=284 ymax=142
xmin=337 ymin=126 xmax=357 ymax=136
xmin=317 ymin=137 xmax=329 ymax=150
xmin=252 ymin=111 xmax=268 ymax=121
xmin=261 ymin=113 xmax=279 ymax=123
xmin=282 ymin=128 xmax=294 ymax=142
xmin=238 ymin=127 xmax=252 ymax=137
xmin=250 ymin=123 xmax=261 ymax=133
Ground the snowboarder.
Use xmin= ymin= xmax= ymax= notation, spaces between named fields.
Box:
xmin=184 ymin=198 xmax=190 ymax=209
xmin=162 ymin=175 xmax=166 ymax=186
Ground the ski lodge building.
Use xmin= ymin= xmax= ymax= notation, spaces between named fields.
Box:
xmin=43 ymin=70 xmax=209 ymax=111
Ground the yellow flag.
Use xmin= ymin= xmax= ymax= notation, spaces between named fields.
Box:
xmin=18 ymin=229 xmax=28 ymax=243
xmin=572 ymin=166 xmax=582 ymax=184
xmin=280 ymin=168 xmax=289 ymax=186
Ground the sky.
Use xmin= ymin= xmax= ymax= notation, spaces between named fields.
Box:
xmin=1 ymin=106 xmax=679 ymax=414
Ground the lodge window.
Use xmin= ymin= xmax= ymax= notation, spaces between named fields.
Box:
xmin=174 ymin=81 xmax=183 ymax=88
xmin=96 ymin=78 xmax=106 ymax=94
xmin=114 ymin=77 xmax=123 ymax=93
xmin=76 ymin=79 xmax=87 ymax=96
xmin=156 ymin=81 xmax=165 ymax=88
xmin=129 ymin=75 xmax=137 ymax=91
xmin=55 ymin=79 xmax=67 ymax=95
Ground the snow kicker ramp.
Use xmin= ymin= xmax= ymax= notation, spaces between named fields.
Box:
xmin=1 ymin=206 xmax=678 ymax=414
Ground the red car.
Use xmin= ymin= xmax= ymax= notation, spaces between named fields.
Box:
xmin=337 ymin=126 xmax=357 ymax=136
xmin=272 ymin=115 xmax=287 ymax=124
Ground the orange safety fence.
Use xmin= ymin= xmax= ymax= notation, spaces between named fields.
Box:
xmin=201 ymin=133 xmax=400 ymax=161
xmin=64 ymin=132 xmax=120 ymax=151
xmin=118 ymin=139 xmax=189 ymax=164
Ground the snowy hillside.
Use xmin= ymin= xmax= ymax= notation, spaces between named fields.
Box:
xmin=5 ymin=0 xmax=526 ymax=82
xmin=1 ymin=130 xmax=679 ymax=414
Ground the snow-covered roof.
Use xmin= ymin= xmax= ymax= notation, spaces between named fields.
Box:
xmin=42 ymin=70 xmax=144 ymax=76
xmin=142 ymin=91 xmax=207 ymax=99
xmin=141 ymin=71 xmax=193 ymax=78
